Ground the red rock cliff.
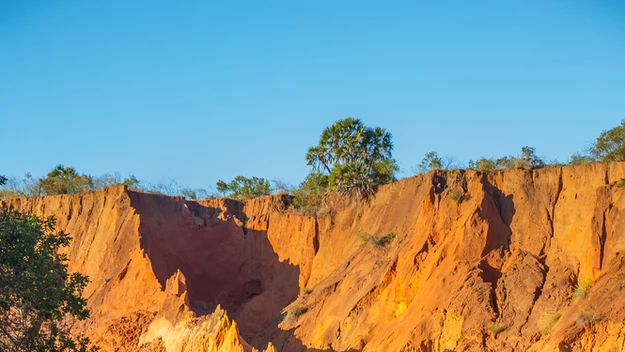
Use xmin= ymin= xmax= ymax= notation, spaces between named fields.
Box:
xmin=4 ymin=163 xmax=625 ymax=351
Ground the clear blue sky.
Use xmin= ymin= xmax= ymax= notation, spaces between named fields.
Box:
xmin=1 ymin=1 xmax=624 ymax=189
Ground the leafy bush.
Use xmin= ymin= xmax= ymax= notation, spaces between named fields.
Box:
xmin=306 ymin=118 xmax=397 ymax=199
xmin=617 ymin=179 xmax=625 ymax=188
xmin=292 ymin=172 xmax=329 ymax=216
xmin=0 ymin=208 xmax=97 ymax=351
xmin=216 ymin=176 xmax=272 ymax=200
xmin=468 ymin=147 xmax=546 ymax=171
xmin=468 ymin=158 xmax=496 ymax=171
xmin=569 ymin=152 xmax=594 ymax=165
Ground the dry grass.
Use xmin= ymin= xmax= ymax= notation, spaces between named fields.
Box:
xmin=538 ymin=311 xmax=562 ymax=332
xmin=575 ymin=311 xmax=603 ymax=326
xmin=358 ymin=232 xmax=396 ymax=249
xmin=450 ymin=188 xmax=464 ymax=203
xmin=284 ymin=305 xmax=308 ymax=324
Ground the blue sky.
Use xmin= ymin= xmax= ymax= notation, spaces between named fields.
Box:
xmin=1 ymin=1 xmax=624 ymax=189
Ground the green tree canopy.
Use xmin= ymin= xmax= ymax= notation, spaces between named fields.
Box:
xmin=589 ymin=119 xmax=625 ymax=162
xmin=0 ymin=208 xmax=97 ymax=351
xmin=216 ymin=176 xmax=272 ymax=200
xmin=305 ymin=118 xmax=397 ymax=197
xmin=39 ymin=165 xmax=94 ymax=195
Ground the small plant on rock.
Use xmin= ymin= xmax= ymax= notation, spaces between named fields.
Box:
xmin=284 ymin=305 xmax=308 ymax=324
xmin=358 ymin=232 xmax=396 ymax=249
xmin=301 ymin=287 xmax=313 ymax=296
xmin=572 ymin=280 xmax=592 ymax=300
xmin=617 ymin=179 xmax=625 ymax=188
xmin=488 ymin=322 xmax=506 ymax=336
xmin=450 ymin=188 xmax=464 ymax=203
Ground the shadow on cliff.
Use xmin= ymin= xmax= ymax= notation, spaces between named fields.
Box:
xmin=127 ymin=192 xmax=340 ymax=351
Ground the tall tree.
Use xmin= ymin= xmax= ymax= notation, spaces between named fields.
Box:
xmin=305 ymin=118 xmax=397 ymax=197
xmin=589 ymin=120 xmax=625 ymax=162
xmin=39 ymin=165 xmax=93 ymax=195
xmin=0 ymin=208 xmax=97 ymax=351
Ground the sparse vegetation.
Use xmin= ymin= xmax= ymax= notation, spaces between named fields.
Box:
xmin=301 ymin=287 xmax=313 ymax=296
xmin=572 ymin=280 xmax=592 ymax=300
xmin=284 ymin=305 xmax=308 ymax=324
xmin=450 ymin=188 xmax=464 ymax=203
xmin=0 ymin=166 xmax=216 ymax=201
xmin=487 ymin=322 xmax=506 ymax=335
xmin=575 ymin=311 xmax=603 ymax=326
xmin=359 ymin=232 xmax=396 ymax=249
xmin=538 ymin=311 xmax=562 ymax=333
xmin=418 ymin=151 xmax=443 ymax=173
xmin=467 ymin=146 xmax=546 ymax=171
xmin=617 ymin=179 xmax=625 ymax=188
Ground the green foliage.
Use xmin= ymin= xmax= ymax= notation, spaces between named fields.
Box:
xmin=0 ymin=208 xmax=97 ymax=351
xmin=589 ymin=119 xmax=625 ymax=162
xmin=450 ymin=188 xmax=464 ymax=203
xmin=306 ymin=118 xmax=397 ymax=198
xmin=495 ymin=156 xmax=515 ymax=169
xmin=292 ymin=172 xmax=329 ymax=216
xmin=216 ymin=176 xmax=272 ymax=200
xmin=514 ymin=146 xmax=546 ymax=169
xmin=538 ymin=311 xmax=562 ymax=333
xmin=0 ymin=175 xmax=6 ymax=186
xmin=569 ymin=152 xmax=594 ymax=166
xmin=358 ymin=232 xmax=396 ymax=249
xmin=572 ymin=280 xmax=592 ymax=300
xmin=617 ymin=179 xmax=625 ymax=188
xmin=301 ymin=287 xmax=313 ymax=296
xmin=39 ymin=165 xmax=94 ymax=195
xmin=487 ymin=322 xmax=506 ymax=335
xmin=468 ymin=158 xmax=496 ymax=171
xmin=468 ymin=147 xmax=546 ymax=171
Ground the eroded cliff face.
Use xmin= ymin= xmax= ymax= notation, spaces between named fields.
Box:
xmin=4 ymin=163 xmax=625 ymax=352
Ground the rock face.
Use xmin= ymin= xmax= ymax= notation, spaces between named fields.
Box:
xmin=4 ymin=163 xmax=625 ymax=351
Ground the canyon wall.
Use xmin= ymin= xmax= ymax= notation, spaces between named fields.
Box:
xmin=4 ymin=162 xmax=625 ymax=351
